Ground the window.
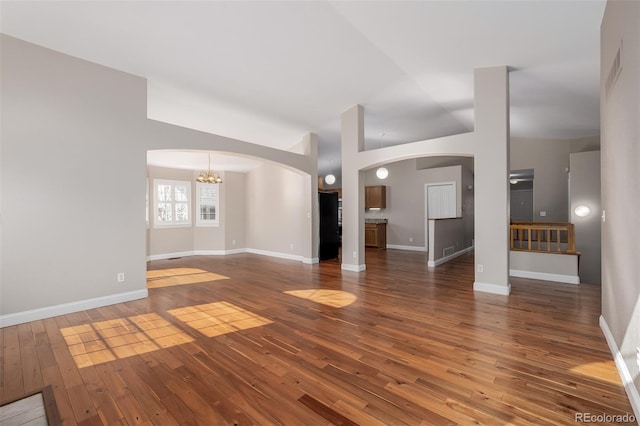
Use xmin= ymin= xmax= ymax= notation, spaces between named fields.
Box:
xmin=196 ymin=182 xmax=220 ymax=227
xmin=154 ymin=179 xmax=191 ymax=227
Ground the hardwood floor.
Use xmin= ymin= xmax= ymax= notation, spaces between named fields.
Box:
xmin=1 ymin=249 xmax=635 ymax=425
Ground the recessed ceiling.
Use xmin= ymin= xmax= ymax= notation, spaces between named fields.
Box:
xmin=1 ymin=1 xmax=605 ymax=175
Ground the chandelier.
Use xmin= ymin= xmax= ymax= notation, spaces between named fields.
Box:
xmin=196 ymin=153 xmax=223 ymax=184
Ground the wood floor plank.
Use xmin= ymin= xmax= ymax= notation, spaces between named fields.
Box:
xmin=18 ymin=323 xmax=44 ymax=394
xmin=0 ymin=250 xmax=635 ymax=424
xmin=2 ymin=326 xmax=24 ymax=401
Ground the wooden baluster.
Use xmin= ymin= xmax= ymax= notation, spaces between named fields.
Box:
xmin=510 ymin=227 xmax=514 ymax=250
xmin=557 ymin=227 xmax=561 ymax=252
xmin=536 ymin=228 xmax=541 ymax=251
xmin=527 ymin=228 xmax=532 ymax=250
xmin=519 ymin=228 xmax=523 ymax=249
xmin=547 ymin=229 xmax=551 ymax=252
xmin=567 ymin=223 xmax=576 ymax=254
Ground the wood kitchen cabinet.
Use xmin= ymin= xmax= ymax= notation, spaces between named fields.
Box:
xmin=365 ymin=223 xmax=387 ymax=248
xmin=365 ymin=185 xmax=386 ymax=209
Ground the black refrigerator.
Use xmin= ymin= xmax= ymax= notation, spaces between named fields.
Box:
xmin=319 ymin=192 xmax=339 ymax=260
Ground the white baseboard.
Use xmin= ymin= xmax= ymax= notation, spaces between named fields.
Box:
xmin=245 ymin=248 xmax=303 ymax=263
xmin=386 ymin=244 xmax=427 ymax=252
xmin=148 ymin=248 xmax=313 ymax=263
xmin=599 ymin=315 xmax=640 ymax=420
xmin=0 ymin=289 xmax=148 ymax=328
xmin=341 ymin=263 xmax=366 ymax=272
xmin=427 ymin=246 xmax=473 ymax=267
xmin=510 ymin=269 xmax=579 ymax=285
xmin=224 ymin=248 xmax=246 ymax=255
xmin=473 ymin=281 xmax=511 ymax=295
xmin=193 ymin=249 xmax=228 ymax=256
xmin=146 ymin=251 xmax=195 ymax=261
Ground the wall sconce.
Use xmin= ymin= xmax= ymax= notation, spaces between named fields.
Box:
xmin=574 ymin=205 xmax=591 ymax=217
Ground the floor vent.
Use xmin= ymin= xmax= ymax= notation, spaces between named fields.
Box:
xmin=443 ymin=246 xmax=455 ymax=257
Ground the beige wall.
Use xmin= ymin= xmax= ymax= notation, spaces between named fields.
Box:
xmin=601 ymin=0 xmax=640 ymax=410
xmin=245 ymin=162 xmax=307 ymax=259
xmin=0 ymin=35 xmax=317 ymax=323
xmin=361 ymin=161 xmax=473 ymax=250
xmin=511 ymin=136 xmax=600 ymax=222
xmin=430 ymin=218 xmax=466 ymax=261
xmin=1 ymin=35 xmax=149 ymax=315
xmin=224 ymin=171 xmax=246 ymax=251
xmin=569 ymin=151 xmax=601 ymax=285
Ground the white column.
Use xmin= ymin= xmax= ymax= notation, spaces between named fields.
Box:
xmin=473 ymin=66 xmax=511 ymax=295
xmin=341 ymin=105 xmax=366 ymax=271
xmin=301 ymin=133 xmax=319 ymax=263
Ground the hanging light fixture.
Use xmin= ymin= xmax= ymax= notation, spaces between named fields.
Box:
xmin=196 ymin=152 xmax=223 ymax=184
xmin=325 ymin=174 xmax=336 ymax=185
xmin=376 ymin=132 xmax=388 ymax=180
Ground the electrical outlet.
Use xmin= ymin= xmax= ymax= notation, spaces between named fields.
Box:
xmin=352 ymin=251 xmax=357 ymax=259
xmin=409 ymin=237 xmax=413 ymax=243
xmin=477 ymin=264 xmax=483 ymax=273
xmin=540 ymin=211 xmax=547 ymax=217
xmin=117 ymin=272 xmax=125 ymax=283
xmin=290 ymin=243 xmax=294 ymax=249
xmin=232 ymin=239 xmax=236 ymax=246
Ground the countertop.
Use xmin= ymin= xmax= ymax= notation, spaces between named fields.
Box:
xmin=365 ymin=219 xmax=388 ymax=224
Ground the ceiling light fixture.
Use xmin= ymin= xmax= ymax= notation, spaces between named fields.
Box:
xmin=510 ymin=178 xmax=518 ymax=184
xmin=325 ymin=174 xmax=336 ymax=185
xmin=196 ymin=152 xmax=222 ymax=184
xmin=376 ymin=132 xmax=388 ymax=180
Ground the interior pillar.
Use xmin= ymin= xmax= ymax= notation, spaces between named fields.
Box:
xmin=340 ymin=105 xmax=366 ymax=271
xmin=303 ymin=133 xmax=319 ymax=263
xmin=473 ymin=66 xmax=511 ymax=295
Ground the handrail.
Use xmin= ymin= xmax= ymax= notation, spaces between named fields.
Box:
xmin=510 ymin=222 xmax=577 ymax=254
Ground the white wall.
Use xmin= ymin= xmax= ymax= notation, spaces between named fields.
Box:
xmin=569 ymin=151 xmax=601 ymax=285
xmin=245 ymin=162 xmax=307 ymax=260
xmin=1 ymin=35 xmax=149 ymax=316
xmin=510 ymin=251 xmax=579 ymax=284
xmin=0 ymin=35 xmax=317 ymax=325
xmin=601 ymin=0 xmax=640 ymax=415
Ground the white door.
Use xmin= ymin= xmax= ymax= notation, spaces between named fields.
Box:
xmin=425 ymin=182 xmax=456 ymax=254
xmin=427 ymin=183 xmax=456 ymax=219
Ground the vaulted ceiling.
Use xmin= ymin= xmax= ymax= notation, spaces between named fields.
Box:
xmin=1 ymin=1 xmax=605 ymax=176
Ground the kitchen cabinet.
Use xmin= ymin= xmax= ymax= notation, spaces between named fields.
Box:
xmin=365 ymin=222 xmax=387 ymax=248
xmin=365 ymin=185 xmax=386 ymax=209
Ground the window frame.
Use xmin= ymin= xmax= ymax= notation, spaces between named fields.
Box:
xmin=195 ymin=182 xmax=220 ymax=227
xmin=153 ymin=179 xmax=192 ymax=228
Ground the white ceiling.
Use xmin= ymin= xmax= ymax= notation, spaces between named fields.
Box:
xmin=1 ymin=1 xmax=605 ymax=175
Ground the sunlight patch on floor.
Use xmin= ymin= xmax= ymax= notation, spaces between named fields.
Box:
xmin=168 ymin=301 xmax=272 ymax=337
xmin=60 ymin=313 xmax=194 ymax=368
xmin=569 ymin=360 xmax=626 ymax=386
xmin=284 ymin=289 xmax=357 ymax=308
xmin=146 ymin=268 xmax=229 ymax=289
